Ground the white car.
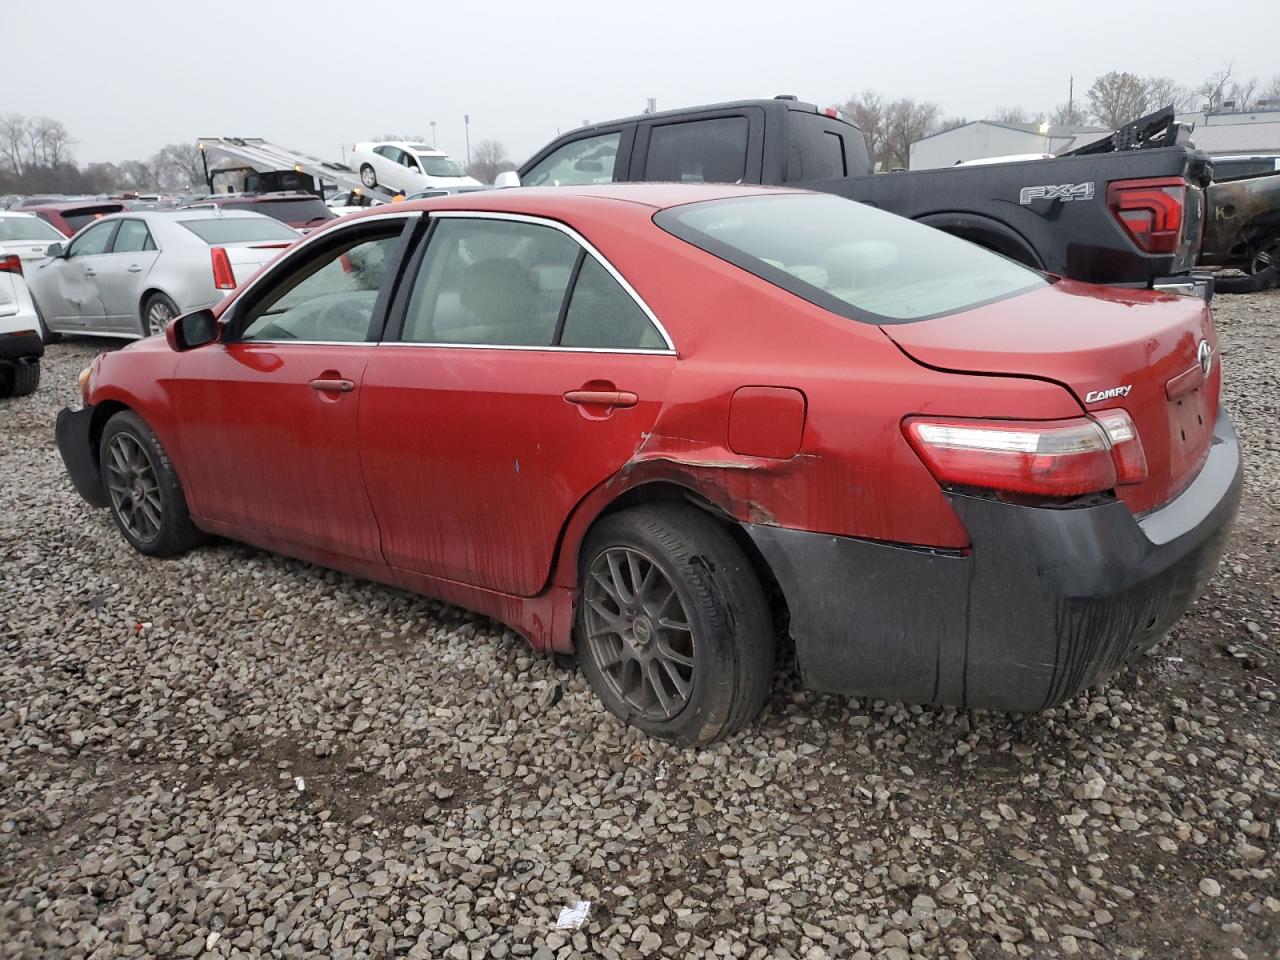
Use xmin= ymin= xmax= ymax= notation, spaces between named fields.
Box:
xmin=0 ymin=214 xmax=58 ymax=395
xmin=26 ymin=209 xmax=300 ymax=340
xmin=349 ymin=141 xmax=481 ymax=194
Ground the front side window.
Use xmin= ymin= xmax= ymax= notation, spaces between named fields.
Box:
xmin=402 ymin=218 xmax=579 ymax=346
xmin=645 ymin=117 xmax=749 ymax=183
xmin=239 ymin=230 xmax=402 ymax=342
xmin=67 ymin=220 xmax=117 ymax=257
xmin=656 ymin=194 xmax=1046 ymax=324
xmin=112 ymin=219 xmax=155 ymax=253
xmin=523 ymin=132 xmax=621 ymax=187
xmin=560 ymin=256 xmax=664 ymax=349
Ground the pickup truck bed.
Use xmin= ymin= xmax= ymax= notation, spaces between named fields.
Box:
xmin=516 ymin=98 xmax=1212 ymax=293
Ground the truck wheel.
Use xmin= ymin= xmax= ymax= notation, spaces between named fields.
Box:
xmin=360 ymin=164 xmax=378 ymax=189
xmin=100 ymin=410 xmax=205 ymax=557
xmin=576 ymin=504 xmax=775 ymax=745
xmin=0 ymin=359 xmax=40 ymax=398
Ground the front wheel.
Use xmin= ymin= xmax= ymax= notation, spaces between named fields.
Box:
xmin=360 ymin=163 xmax=378 ymax=189
xmin=100 ymin=410 xmax=205 ymax=557
xmin=141 ymin=292 xmax=179 ymax=338
xmin=576 ymin=504 xmax=775 ymax=744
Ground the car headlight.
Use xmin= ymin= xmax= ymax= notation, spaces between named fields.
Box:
xmin=78 ymin=365 xmax=92 ymax=401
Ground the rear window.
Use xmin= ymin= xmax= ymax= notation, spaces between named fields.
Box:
xmin=655 ymin=194 xmax=1046 ymax=324
xmin=0 ymin=216 xmax=63 ymax=242
xmin=248 ymin=199 xmax=335 ymax=224
xmin=63 ymin=206 xmax=125 ymax=232
xmin=179 ymin=218 xmax=300 ymax=244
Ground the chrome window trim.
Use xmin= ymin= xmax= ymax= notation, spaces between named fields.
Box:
xmin=377 ymin=342 xmax=674 ymax=355
xmin=424 ymin=209 xmax=677 ymax=354
xmin=222 ymin=211 xmax=422 ymax=330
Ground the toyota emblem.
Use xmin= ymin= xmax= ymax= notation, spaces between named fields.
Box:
xmin=1197 ymin=340 xmax=1214 ymax=377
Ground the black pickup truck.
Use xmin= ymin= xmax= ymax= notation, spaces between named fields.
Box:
xmin=510 ymin=97 xmax=1214 ymax=295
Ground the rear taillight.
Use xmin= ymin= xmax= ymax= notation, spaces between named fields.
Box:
xmin=904 ymin=410 xmax=1147 ymax=498
xmin=0 ymin=254 xmax=22 ymax=276
xmin=211 ymin=247 xmax=236 ymax=290
xmin=1107 ymin=177 xmax=1185 ymax=254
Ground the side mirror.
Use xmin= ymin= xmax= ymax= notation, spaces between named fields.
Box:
xmin=46 ymin=242 xmax=65 ymax=258
xmin=494 ymin=170 xmax=521 ymax=189
xmin=165 ymin=308 xmax=219 ymax=351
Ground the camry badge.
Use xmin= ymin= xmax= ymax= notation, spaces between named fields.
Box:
xmin=1197 ymin=340 xmax=1213 ymax=377
xmin=1084 ymin=385 xmax=1132 ymax=403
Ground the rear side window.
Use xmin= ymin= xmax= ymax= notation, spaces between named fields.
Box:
xmin=402 ymin=218 xmax=579 ymax=346
xmin=112 ymin=219 xmax=155 ymax=253
xmin=180 ymin=218 xmax=299 ymax=244
xmin=656 ymin=194 xmax=1046 ymax=324
xmin=644 ymin=117 xmax=748 ymax=183
xmin=560 ymin=257 xmax=664 ymax=349
xmin=787 ymin=114 xmax=850 ymax=181
xmin=523 ymin=132 xmax=621 ymax=187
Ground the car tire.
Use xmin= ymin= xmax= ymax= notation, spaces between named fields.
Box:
xmin=576 ymin=504 xmax=775 ymax=745
xmin=360 ymin=164 xmax=378 ymax=189
xmin=0 ymin=359 xmax=39 ymax=398
xmin=99 ymin=410 xmax=205 ymax=558
xmin=141 ymin=292 xmax=179 ymax=338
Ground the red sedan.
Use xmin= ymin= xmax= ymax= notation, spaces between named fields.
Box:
xmin=55 ymin=184 xmax=1241 ymax=744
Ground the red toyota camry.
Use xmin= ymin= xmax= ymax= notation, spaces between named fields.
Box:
xmin=56 ymin=184 xmax=1241 ymax=744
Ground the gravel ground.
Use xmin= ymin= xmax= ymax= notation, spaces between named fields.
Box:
xmin=2 ymin=292 xmax=1278 ymax=960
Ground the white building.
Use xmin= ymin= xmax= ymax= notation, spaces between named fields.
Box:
xmin=1178 ymin=108 xmax=1280 ymax=157
xmin=909 ymin=121 xmax=1110 ymax=170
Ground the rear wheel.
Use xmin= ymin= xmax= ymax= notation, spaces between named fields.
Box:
xmin=141 ymin=292 xmax=178 ymax=337
xmin=576 ymin=504 xmax=775 ymax=744
xmin=100 ymin=410 xmax=205 ymax=557
xmin=0 ymin=359 xmax=40 ymax=398
xmin=360 ymin=163 xmax=378 ymax=189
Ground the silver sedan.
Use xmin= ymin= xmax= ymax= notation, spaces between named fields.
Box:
xmin=27 ymin=209 xmax=300 ymax=339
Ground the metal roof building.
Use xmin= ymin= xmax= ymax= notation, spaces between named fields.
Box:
xmin=908 ymin=120 xmax=1110 ymax=170
xmin=1178 ymin=108 xmax=1280 ymax=156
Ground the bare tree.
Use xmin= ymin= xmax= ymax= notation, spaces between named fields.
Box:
xmin=1143 ymin=77 xmax=1192 ymax=113
xmin=1050 ymin=101 xmax=1089 ymax=126
xmin=0 ymin=114 xmax=29 ymax=177
xmin=882 ymin=98 xmax=941 ymax=170
xmin=1197 ymin=64 xmax=1235 ymax=111
xmin=465 ymin=140 xmax=515 ymax=185
xmin=989 ymin=106 xmax=1030 ymax=124
xmin=1087 ymin=72 xmax=1155 ymax=128
xmin=1263 ymin=76 xmax=1280 ymax=103
xmin=152 ymin=142 xmax=205 ymax=190
xmin=26 ymin=117 xmax=73 ymax=168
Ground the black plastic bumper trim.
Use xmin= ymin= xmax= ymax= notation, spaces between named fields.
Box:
xmin=55 ymin=405 xmax=108 ymax=508
xmin=0 ymin=330 xmax=43 ymax=363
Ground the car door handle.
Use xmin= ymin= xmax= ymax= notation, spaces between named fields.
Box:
xmin=563 ymin=389 xmax=638 ymax=407
xmin=309 ymin=378 xmax=355 ymax=393
xmin=84 ymin=269 xmax=97 ymax=277
xmin=127 ymin=265 xmax=144 ymax=273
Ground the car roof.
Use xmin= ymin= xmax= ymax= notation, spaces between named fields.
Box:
xmin=417 ymin=182 xmax=799 ymax=211
xmin=102 ymin=208 xmax=283 ymax=224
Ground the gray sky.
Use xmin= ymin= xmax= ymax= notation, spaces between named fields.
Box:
xmin=9 ymin=0 xmax=1278 ymax=168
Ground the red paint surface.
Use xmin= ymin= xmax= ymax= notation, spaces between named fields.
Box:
xmin=83 ymin=184 xmax=1222 ymax=652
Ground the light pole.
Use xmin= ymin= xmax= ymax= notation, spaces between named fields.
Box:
xmin=464 ymin=114 xmax=471 ymax=166
xmin=430 ymin=121 xmax=436 ymax=148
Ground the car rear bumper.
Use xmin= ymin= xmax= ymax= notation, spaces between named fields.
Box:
xmin=55 ymin=404 xmax=108 ymax=508
xmin=745 ymin=409 xmax=1242 ymax=712
xmin=0 ymin=329 xmax=43 ymax=364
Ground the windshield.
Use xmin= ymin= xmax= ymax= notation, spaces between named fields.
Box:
xmin=0 ymin=216 xmax=64 ymax=243
xmin=180 ymin=218 xmax=300 ymax=244
xmin=655 ymin=194 xmax=1046 ymax=324
xmin=419 ymin=156 xmax=465 ymax=178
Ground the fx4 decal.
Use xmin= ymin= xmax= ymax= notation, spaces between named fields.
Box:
xmin=1019 ymin=182 xmax=1096 ymax=204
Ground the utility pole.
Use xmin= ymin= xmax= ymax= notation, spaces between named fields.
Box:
xmin=1068 ymin=75 xmax=1074 ymax=124
xmin=430 ymin=121 xmax=436 ymax=148
xmin=464 ymin=115 xmax=471 ymax=166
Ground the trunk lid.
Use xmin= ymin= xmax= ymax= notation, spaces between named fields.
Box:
xmin=883 ymin=279 xmax=1219 ymax=514
xmin=222 ymin=241 xmax=289 ymax=287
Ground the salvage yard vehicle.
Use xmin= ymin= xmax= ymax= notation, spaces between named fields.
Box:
xmin=17 ymin=199 xmax=127 ymax=236
xmin=509 ymin=99 xmax=1214 ymax=296
xmin=350 ymin=141 xmax=483 ymax=194
xmin=0 ymin=243 xmax=43 ymax=397
xmin=27 ymin=210 xmax=299 ymax=339
xmin=55 ymin=184 xmax=1241 ymax=744
xmin=179 ymin=192 xmax=336 ymax=232
xmin=1200 ymin=169 xmax=1280 ymax=292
